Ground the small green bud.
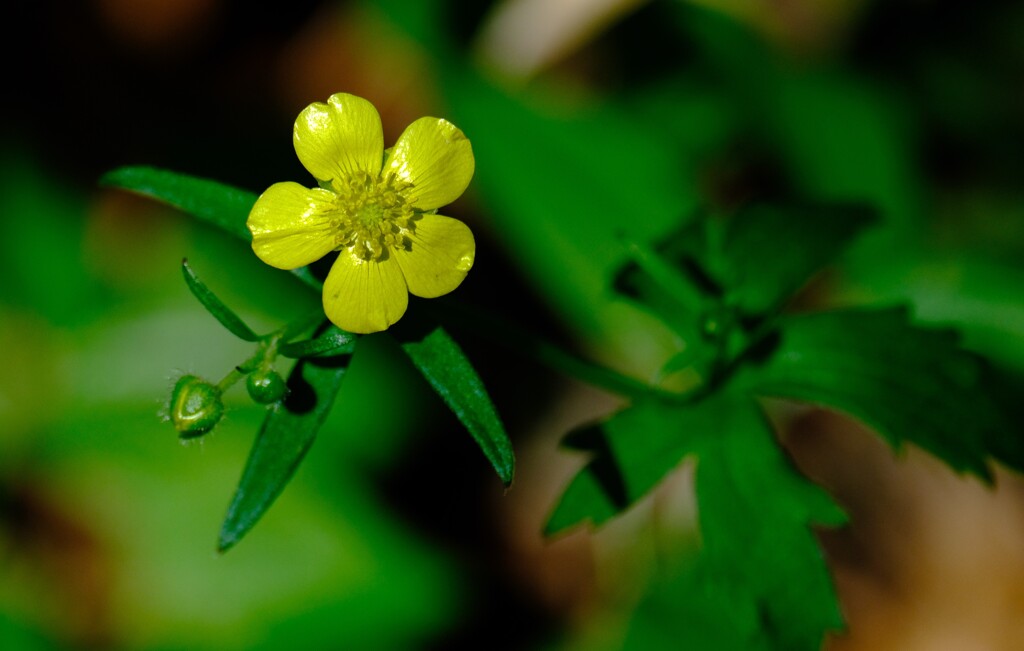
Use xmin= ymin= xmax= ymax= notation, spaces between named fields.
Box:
xmin=246 ymin=367 xmax=287 ymax=404
xmin=170 ymin=375 xmax=224 ymax=438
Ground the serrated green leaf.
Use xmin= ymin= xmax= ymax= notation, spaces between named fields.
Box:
xmin=401 ymin=327 xmax=514 ymax=486
xmin=693 ymin=398 xmax=845 ymax=650
xmin=623 ymin=564 xmax=769 ymax=651
xmin=550 ymin=393 xmax=845 ymax=648
xmin=218 ymin=357 xmax=348 ymax=552
xmin=546 ymin=398 xmax=717 ymax=535
xmin=715 ymin=203 xmax=877 ymax=316
xmin=974 ymin=362 xmax=1024 ymax=472
xmin=280 ymin=325 xmax=356 ymax=358
xmin=739 ymin=307 xmax=1006 ymax=479
xmin=101 ymin=165 xmax=255 ymax=241
xmin=180 ymin=259 xmax=259 ymax=342
xmin=616 ymin=204 xmax=876 ymax=328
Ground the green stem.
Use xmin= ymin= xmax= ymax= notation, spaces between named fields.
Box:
xmin=623 ymin=239 xmax=708 ymax=312
xmin=212 ymin=312 xmax=326 ymax=398
xmin=216 ymin=367 xmax=247 ymax=393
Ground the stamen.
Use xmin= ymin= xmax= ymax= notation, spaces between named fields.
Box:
xmin=330 ymin=170 xmax=415 ymax=261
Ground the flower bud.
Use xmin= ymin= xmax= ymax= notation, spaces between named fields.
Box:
xmin=170 ymin=375 xmax=224 ymax=438
xmin=246 ymin=367 xmax=287 ymax=404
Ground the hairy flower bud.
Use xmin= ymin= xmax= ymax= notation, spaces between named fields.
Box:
xmin=170 ymin=375 xmax=224 ymax=438
xmin=246 ymin=367 xmax=287 ymax=404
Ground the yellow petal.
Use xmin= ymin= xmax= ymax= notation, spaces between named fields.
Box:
xmin=394 ymin=214 xmax=475 ymax=298
xmin=383 ymin=117 xmax=474 ymax=211
xmin=248 ymin=182 xmax=339 ymax=270
xmin=293 ymin=93 xmax=383 ymax=185
xmin=322 ymin=251 xmax=408 ymax=334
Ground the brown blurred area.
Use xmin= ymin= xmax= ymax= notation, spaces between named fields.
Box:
xmin=777 ymin=284 xmax=1024 ymax=646
xmin=790 ymin=410 xmax=1024 ymax=650
xmin=1 ymin=478 xmax=114 ymax=647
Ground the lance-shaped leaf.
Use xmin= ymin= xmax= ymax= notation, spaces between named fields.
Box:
xmin=738 ymin=307 xmax=1010 ymax=479
xmin=101 ymin=166 xmax=322 ymax=292
xmin=181 ymin=259 xmax=259 ymax=342
xmin=218 ymin=357 xmax=348 ymax=552
xmin=401 ymin=327 xmax=514 ymax=487
xmin=280 ymin=325 xmax=356 ymax=359
xmin=101 ymin=166 xmax=255 ymax=241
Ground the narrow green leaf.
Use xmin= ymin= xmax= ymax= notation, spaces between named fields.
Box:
xmin=101 ymin=165 xmax=324 ymax=293
xmin=181 ymin=259 xmax=259 ymax=342
xmin=401 ymin=327 xmax=514 ymax=486
xmin=218 ymin=357 xmax=348 ymax=552
xmin=739 ymin=307 xmax=1006 ymax=479
xmin=101 ymin=165 xmax=255 ymax=241
xmin=280 ymin=326 xmax=356 ymax=358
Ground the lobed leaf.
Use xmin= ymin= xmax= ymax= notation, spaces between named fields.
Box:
xmin=622 ymin=563 xmax=769 ymax=651
xmin=714 ymin=203 xmax=877 ymax=317
xmin=546 ymin=399 xmax=707 ymax=535
xmin=218 ymin=357 xmax=348 ymax=552
xmin=973 ymin=362 xmax=1024 ymax=473
xmin=549 ymin=393 xmax=845 ymax=649
xmin=615 ymin=204 xmax=876 ymax=330
xmin=690 ymin=398 xmax=845 ymax=650
xmin=401 ymin=327 xmax=514 ymax=487
xmin=738 ymin=307 xmax=1009 ymax=479
xmin=181 ymin=259 xmax=260 ymax=342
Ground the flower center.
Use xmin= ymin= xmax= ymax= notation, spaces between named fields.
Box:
xmin=357 ymin=202 xmax=384 ymax=227
xmin=332 ymin=170 xmax=416 ymax=261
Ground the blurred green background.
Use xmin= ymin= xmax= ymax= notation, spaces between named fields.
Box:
xmin=3 ymin=0 xmax=1024 ymax=648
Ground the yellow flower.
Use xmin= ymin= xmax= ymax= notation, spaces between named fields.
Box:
xmin=247 ymin=93 xmax=476 ymax=334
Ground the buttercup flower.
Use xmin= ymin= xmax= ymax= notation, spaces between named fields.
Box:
xmin=247 ymin=93 xmax=476 ymax=334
